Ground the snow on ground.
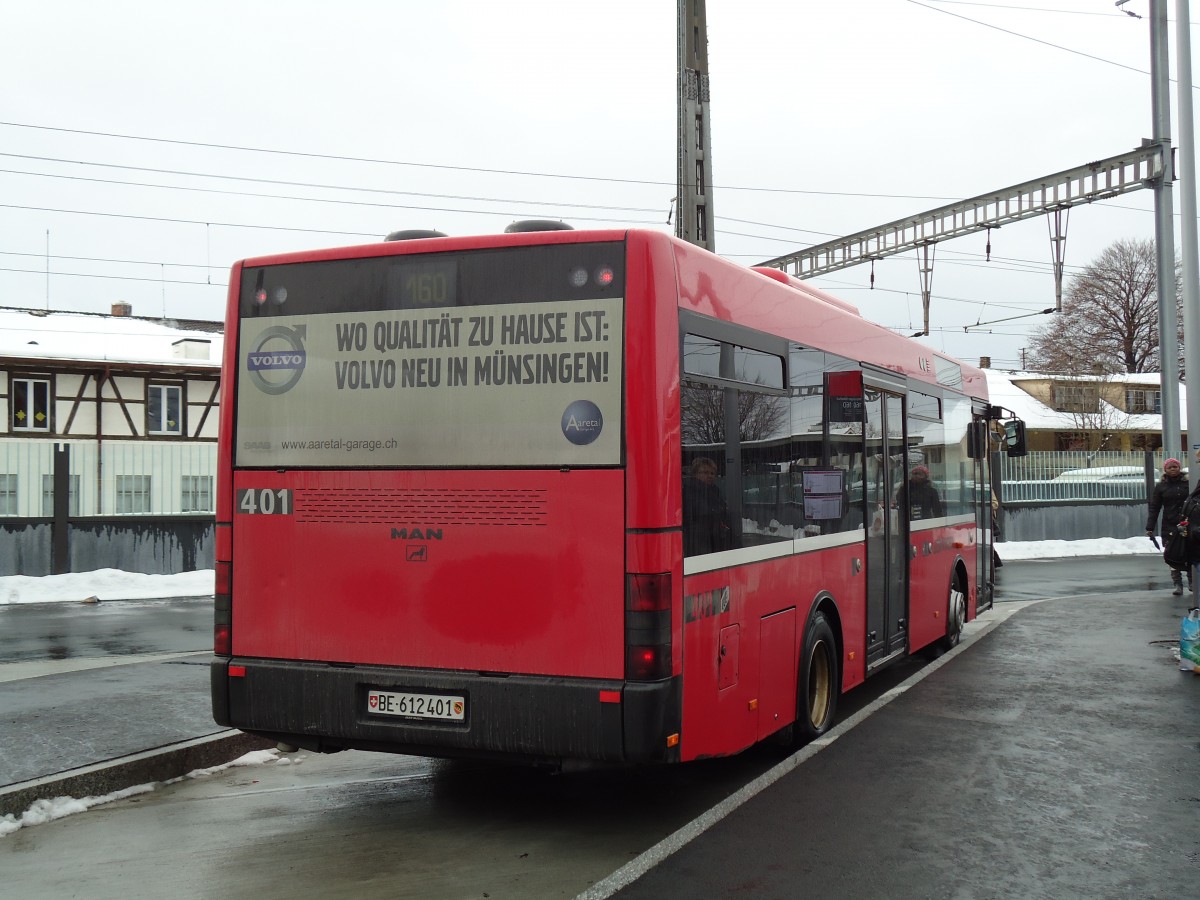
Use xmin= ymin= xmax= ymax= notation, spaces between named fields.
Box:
xmin=996 ymin=536 xmax=1161 ymax=560
xmin=0 ymin=568 xmax=215 ymax=605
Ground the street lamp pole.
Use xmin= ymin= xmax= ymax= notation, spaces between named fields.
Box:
xmin=1177 ymin=0 xmax=1200 ymax=485
xmin=1151 ymin=0 xmax=1181 ymax=462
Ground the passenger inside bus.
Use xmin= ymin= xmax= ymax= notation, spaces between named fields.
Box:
xmin=683 ymin=457 xmax=741 ymax=555
xmin=903 ymin=465 xmax=944 ymax=520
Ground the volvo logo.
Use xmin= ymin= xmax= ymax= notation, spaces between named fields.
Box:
xmin=246 ymin=325 xmax=307 ymax=395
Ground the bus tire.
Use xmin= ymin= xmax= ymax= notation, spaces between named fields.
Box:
xmin=940 ymin=573 xmax=966 ymax=652
xmin=794 ymin=611 xmax=839 ymax=745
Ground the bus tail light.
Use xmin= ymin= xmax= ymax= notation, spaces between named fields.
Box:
xmin=214 ymin=561 xmax=232 ymax=656
xmin=626 ymin=573 xmax=670 ymax=612
xmin=215 ymin=560 xmax=231 ymax=596
xmin=625 ymin=573 xmax=671 ymax=681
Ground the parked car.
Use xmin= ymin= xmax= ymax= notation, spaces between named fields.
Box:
xmin=1051 ymin=465 xmax=1152 ymax=484
xmin=1047 ymin=465 xmax=1158 ymax=501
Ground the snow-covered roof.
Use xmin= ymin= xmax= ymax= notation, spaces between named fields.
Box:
xmin=0 ymin=307 xmax=223 ymax=369
xmin=985 ymin=369 xmax=1187 ymax=431
xmin=1003 ymin=370 xmax=1165 ymax=386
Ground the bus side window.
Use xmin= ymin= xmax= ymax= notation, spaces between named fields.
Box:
xmin=683 ymin=456 xmax=740 ymax=556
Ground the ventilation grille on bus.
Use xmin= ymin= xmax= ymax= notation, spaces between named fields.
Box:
xmin=294 ymin=488 xmax=549 ymax=526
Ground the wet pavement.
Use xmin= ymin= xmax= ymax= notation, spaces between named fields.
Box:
xmin=601 ymin=588 xmax=1200 ymax=898
xmin=0 ymin=653 xmax=217 ymax=785
xmin=993 ymin=552 xmax=1181 ymax=603
xmin=0 ymin=595 xmax=210 ymax=664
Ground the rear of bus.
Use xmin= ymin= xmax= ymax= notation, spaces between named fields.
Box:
xmin=210 ymin=229 xmax=683 ymax=765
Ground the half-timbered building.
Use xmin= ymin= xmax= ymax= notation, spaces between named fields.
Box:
xmin=1 ymin=303 xmax=222 ymax=574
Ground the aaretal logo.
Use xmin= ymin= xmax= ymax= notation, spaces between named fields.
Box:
xmin=561 ymin=400 xmax=604 ymax=445
xmin=246 ymin=325 xmax=307 ymax=395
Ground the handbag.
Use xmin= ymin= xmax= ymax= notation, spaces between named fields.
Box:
xmin=1164 ymin=521 xmax=1191 ymax=571
xmin=1180 ymin=608 xmax=1200 ymax=672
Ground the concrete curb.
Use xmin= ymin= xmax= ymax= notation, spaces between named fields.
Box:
xmin=0 ymin=730 xmax=273 ymax=819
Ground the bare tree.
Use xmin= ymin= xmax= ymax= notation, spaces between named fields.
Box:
xmin=681 ymin=383 xmax=787 ymax=445
xmin=681 ymin=383 xmax=726 ymax=445
xmin=1027 ymin=238 xmax=1180 ymax=375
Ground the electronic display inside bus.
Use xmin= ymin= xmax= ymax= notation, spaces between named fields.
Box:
xmin=386 ymin=257 xmax=458 ymax=309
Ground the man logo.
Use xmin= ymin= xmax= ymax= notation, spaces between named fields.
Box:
xmin=247 ymin=325 xmax=307 ymax=395
xmin=561 ymin=399 xmax=604 ymax=445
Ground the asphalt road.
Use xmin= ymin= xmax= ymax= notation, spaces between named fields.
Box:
xmin=0 ymin=604 xmax=1024 ymax=900
xmin=993 ymin=551 xmax=1177 ymax=602
xmin=0 ymin=554 xmax=1194 ymax=900
xmin=0 ymin=554 xmax=1178 ymax=788
xmin=0 ymin=595 xmax=210 ymax=664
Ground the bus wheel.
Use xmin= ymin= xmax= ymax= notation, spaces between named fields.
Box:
xmin=795 ymin=612 xmax=839 ymax=744
xmin=940 ymin=576 xmax=966 ymax=651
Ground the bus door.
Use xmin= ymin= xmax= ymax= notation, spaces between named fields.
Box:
xmin=974 ymin=407 xmax=995 ymax=612
xmin=864 ymin=385 xmax=908 ymax=667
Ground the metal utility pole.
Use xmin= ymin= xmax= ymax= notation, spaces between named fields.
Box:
xmin=1151 ymin=0 xmax=1181 ymax=461
xmin=677 ymin=0 xmax=716 ymax=252
xmin=1178 ymin=0 xmax=1200 ymax=485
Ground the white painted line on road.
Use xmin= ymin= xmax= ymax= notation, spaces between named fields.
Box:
xmin=576 ymin=600 xmax=1039 ymax=900
xmin=0 ymin=651 xmax=210 ymax=684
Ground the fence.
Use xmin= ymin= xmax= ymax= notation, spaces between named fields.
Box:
xmin=995 ymin=450 xmax=1159 ymax=504
xmin=0 ymin=439 xmax=216 ymax=517
xmin=993 ymin=449 xmax=1165 ymax=543
xmin=0 ymin=441 xmax=1173 ymax=573
xmin=0 ymin=438 xmax=216 ymax=576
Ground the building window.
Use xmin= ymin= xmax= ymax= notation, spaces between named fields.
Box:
xmin=147 ymin=384 xmax=183 ymax=435
xmin=116 ymin=475 xmax=152 ymax=514
xmin=1056 ymin=432 xmax=1089 ymax=451
xmin=0 ymin=474 xmax=16 ymax=515
xmin=1053 ymin=383 xmax=1099 ymax=413
xmin=1125 ymin=389 xmax=1161 ymax=414
xmin=41 ymin=475 xmax=80 ymax=517
xmin=11 ymin=377 xmax=51 ymax=432
xmin=181 ymin=475 xmax=213 ymax=512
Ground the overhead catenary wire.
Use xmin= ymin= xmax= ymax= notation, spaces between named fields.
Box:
xmin=0 ymin=116 xmax=1162 ymax=342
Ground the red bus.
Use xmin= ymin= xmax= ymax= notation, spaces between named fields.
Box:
xmin=211 ymin=224 xmax=1023 ymax=765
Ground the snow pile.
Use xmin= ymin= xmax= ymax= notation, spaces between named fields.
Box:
xmin=0 ymin=748 xmax=294 ymax=837
xmin=0 ymin=568 xmax=214 ymax=605
xmin=997 ymin=536 xmax=1160 ymax=560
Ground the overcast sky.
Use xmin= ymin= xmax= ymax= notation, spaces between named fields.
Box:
xmin=0 ymin=1 xmax=1190 ymax=368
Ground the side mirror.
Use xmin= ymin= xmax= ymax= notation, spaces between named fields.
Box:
xmin=967 ymin=421 xmax=987 ymax=460
xmin=1003 ymin=419 xmax=1027 ymax=458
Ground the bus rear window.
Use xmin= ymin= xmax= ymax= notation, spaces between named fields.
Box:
xmin=240 ymin=243 xmax=624 ymax=318
xmin=234 ymin=243 xmax=625 ymax=469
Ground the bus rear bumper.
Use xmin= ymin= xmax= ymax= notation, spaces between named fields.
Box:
xmin=211 ymin=657 xmax=681 ymax=766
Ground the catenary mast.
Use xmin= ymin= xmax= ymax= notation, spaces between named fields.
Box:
xmin=677 ymin=0 xmax=716 ymax=252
